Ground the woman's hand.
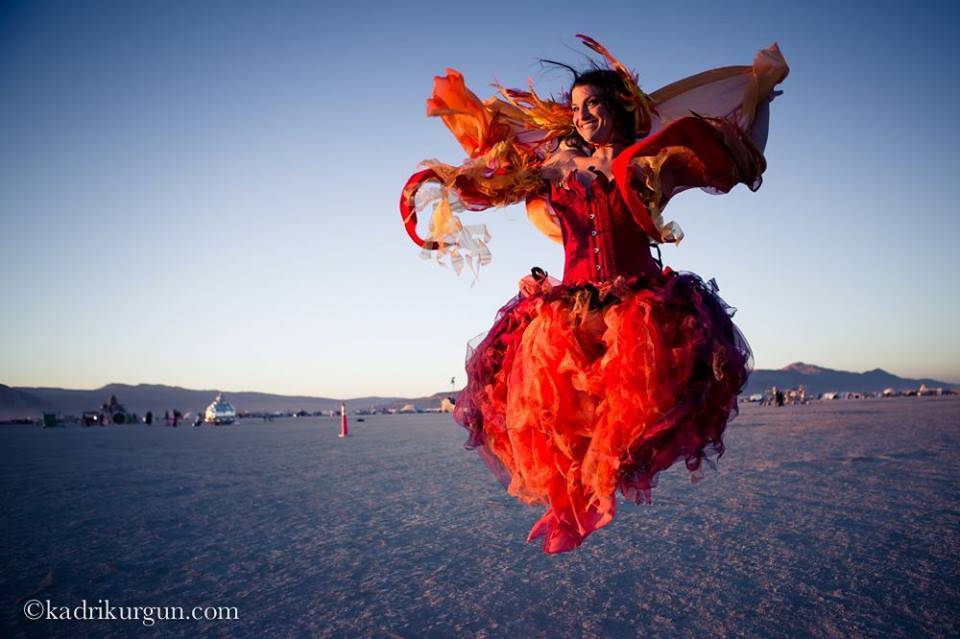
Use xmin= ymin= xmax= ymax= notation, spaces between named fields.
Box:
xmin=541 ymin=147 xmax=583 ymax=183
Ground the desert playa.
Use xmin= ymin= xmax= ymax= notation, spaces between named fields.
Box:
xmin=2 ymin=396 xmax=957 ymax=637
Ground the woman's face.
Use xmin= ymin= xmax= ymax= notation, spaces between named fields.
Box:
xmin=571 ymin=84 xmax=615 ymax=146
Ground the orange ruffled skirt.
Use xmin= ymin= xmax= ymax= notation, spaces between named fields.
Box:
xmin=453 ymin=269 xmax=752 ymax=553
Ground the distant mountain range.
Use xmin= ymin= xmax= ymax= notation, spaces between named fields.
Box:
xmin=0 ymin=383 xmax=418 ymax=421
xmin=741 ymin=362 xmax=955 ymax=396
xmin=1 ymin=364 xmax=956 ymax=420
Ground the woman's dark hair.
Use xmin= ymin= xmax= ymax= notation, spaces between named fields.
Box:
xmin=540 ymin=60 xmax=637 ymax=148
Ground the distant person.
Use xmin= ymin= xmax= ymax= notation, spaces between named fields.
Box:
xmin=164 ymin=410 xmax=171 ymax=426
xmin=194 ymin=412 xmax=203 ymax=427
xmin=172 ymin=410 xmax=180 ymax=428
xmin=145 ymin=411 xmax=153 ymax=425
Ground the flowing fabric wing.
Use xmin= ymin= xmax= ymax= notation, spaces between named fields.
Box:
xmin=612 ymin=115 xmax=768 ymax=244
xmin=400 ymin=69 xmax=560 ymax=274
xmin=649 ymin=43 xmax=789 ymax=150
xmin=609 ymin=43 xmax=789 ymax=244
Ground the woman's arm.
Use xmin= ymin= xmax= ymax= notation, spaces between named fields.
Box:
xmin=612 ymin=115 xmax=767 ymax=243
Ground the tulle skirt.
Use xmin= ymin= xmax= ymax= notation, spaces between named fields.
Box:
xmin=453 ymin=268 xmax=752 ymax=553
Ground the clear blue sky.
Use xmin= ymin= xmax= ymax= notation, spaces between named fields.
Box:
xmin=2 ymin=0 xmax=958 ymax=397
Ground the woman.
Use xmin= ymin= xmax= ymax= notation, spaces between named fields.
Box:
xmin=401 ymin=36 xmax=788 ymax=553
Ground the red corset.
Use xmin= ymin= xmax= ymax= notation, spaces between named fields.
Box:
xmin=549 ymin=171 xmax=661 ymax=285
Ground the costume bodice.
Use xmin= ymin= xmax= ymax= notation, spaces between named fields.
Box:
xmin=549 ymin=171 xmax=661 ymax=285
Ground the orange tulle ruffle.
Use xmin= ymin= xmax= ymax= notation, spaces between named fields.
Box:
xmin=454 ymin=271 xmax=751 ymax=553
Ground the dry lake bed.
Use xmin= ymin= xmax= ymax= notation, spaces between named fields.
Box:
xmin=2 ymin=397 xmax=958 ymax=637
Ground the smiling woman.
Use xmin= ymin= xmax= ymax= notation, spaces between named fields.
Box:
xmin=401 ymin=35 xmax=788 ymax=553
xmin=569 ymin=72 xmax=637 ymax=148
